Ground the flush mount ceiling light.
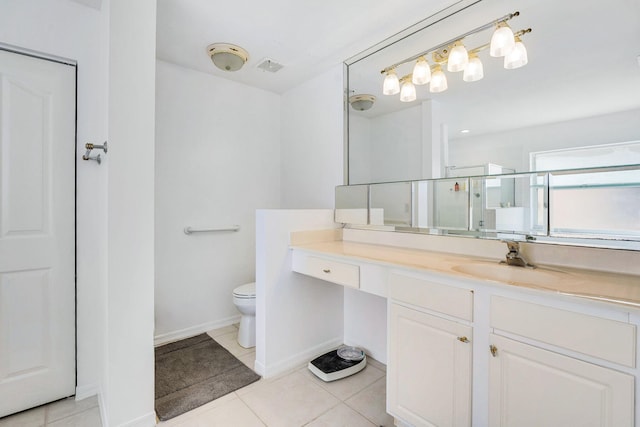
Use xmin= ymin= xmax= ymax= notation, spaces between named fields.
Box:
xmin=349 ymin=94 xmax=376 ymax=111
xmin=206 ymin=43 xmax=249 ymax=72
xmin=380 ymin=11 xmax=531 ymax=100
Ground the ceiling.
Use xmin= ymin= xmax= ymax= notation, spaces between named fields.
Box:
xmin=156 ymin=0 xmax=640 ymax=139
xmin=155 ymin=0 xmax=462 ymax=93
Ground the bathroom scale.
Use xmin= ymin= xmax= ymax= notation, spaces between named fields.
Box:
xmin=308 ymin=346 xmax=367 ymax=382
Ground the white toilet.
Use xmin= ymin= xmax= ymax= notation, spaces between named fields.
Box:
xmin=232 ymin=282 xmax=256 ymax=348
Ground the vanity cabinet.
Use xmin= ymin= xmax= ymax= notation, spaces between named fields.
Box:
xmin=288 ymin=243 xmax=640 ymax=427
xmin=489 ymin=296 xmax=635 ymax=427
xmin=387 ymin=272 xmax=473 ymax=427
xmin=488 ymin=334 xmax=634 ymax=427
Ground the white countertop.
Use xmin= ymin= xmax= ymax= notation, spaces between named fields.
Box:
xmin=291 ymin=240 xmax=640 ymax=308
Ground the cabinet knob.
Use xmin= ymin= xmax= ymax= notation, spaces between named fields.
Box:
xmin=457 ymin=336 xmax=470 ymax=343
xmin=322 ymin=269 xmax=331 ymax=273
xmin=490 ymin=345 xmax=498 ymax=357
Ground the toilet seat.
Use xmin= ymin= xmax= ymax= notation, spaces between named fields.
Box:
xmin=233 ymin=282 xmax=256 ymax=299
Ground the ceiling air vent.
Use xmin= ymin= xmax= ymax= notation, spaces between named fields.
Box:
xmin=256 ymin=58 xmax=284 ymax=73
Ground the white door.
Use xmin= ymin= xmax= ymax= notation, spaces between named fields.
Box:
xmin=489 ymin=334 xmax=634 ymax=427
xmin=388 ymin=303 xmax=472 ymax=427
xmin=0 ymin=48 xmax=76 ymax=417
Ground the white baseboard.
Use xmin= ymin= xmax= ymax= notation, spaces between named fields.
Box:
xmin=75 ymin=383 xmax=99 ymax=401
xmin=93 ymin=384 xmax=156 ymax=427
xmin=154 ymin=315 xmax=241 ymax=346
xmin=97 ymin=385 xmax=108 ymax=427
xmin=259 ymin=336 xmax=343 ymax=379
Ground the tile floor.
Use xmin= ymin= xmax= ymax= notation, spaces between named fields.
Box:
xmin=159 ymin=324 xmax=394 ymax=427
xmin=0 ymin=324 xmax=393 ymax=427
xmin=0 ymin=394 xmax=101 ymax=427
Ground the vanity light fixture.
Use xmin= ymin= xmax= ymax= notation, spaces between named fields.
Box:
xmin=412 ymin=56 xmax=431 ymax=85
xmin=463 ymin=53 xmax=484 ymax=82
xmin=490 ymin=23 xmax=516 ymax=57
xmin=206 ymin=43 xmax=249 ymax=72
xmin=383 ymin=70 xmax=400 ymax=95
xmin=429 ymin=65 xmax=448 ymax=93
xmin=400 ymin=78 xmax=417 ymax=102
xmin=503 ymin=36 xmax=528 ymax=69
xmin=349 ymin=94 xmax=376 ymax=111
xmin=380 ymin=11 xmax=531 ymax=100
xmin=447 ymin=41 xmax=469 ymax=72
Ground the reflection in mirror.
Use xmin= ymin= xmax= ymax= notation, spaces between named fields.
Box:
xmin=549 ymin=167 xmax=640 ymax=240
xmin=335 ymin=185 xmax=368 ymax=225
xmin=433 ymin=178 xmax=469 ymax=231
xmin=370 ymin=182 xmax=412 ymax=226
xmin=469 ymin=172 xmax=548 ymax=236
xmin=335 ymin=164 xmax=640 ymax=250
xmin=346 ymin=0 xmax=640 ymax=184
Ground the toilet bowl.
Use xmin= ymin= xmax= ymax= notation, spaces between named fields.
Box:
xmin=233 ymin=282 xmax=256 ymax=348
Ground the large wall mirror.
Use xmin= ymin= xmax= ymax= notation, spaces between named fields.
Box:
xmin=342 ymin=0 xmax=640 ymax=249
xmin=345 ymin=0 xmax=640 ymax=184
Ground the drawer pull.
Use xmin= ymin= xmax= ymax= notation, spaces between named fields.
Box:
xmin=490 ymin=345 xmax=498 ymax=357
xmin=322 ymin=268 xmax=331 ymax=273
xmin=457 ymin=336 xmax=470 ymax=343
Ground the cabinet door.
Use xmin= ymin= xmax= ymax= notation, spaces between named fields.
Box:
xmin=388 ymin=303 xmax=472 ymax=427
xmin=489 ymin=334 xmax=634 ymax=427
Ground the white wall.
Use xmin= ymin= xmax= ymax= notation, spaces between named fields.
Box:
xmin=281 ymin=64 xmax=344 ymax=208
xmin=0 ymin=0 xmax=109 ymax=401
xmin=449 ymin=108 xmax=640 ymax=172
xmin=255 ymin=210 xmax=343 ymax=377
xmin=154 ymin=60 xmax=282 ymax=342
xmin=370 ymin=105 xmax=422 ymax=183
xmin=106 ymin=1 xmax=156 ymax=425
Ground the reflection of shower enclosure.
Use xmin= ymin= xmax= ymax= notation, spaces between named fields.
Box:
xmin=444 ymin=164 xmax=515 ymax=232
xmin=433 ymin=178 xmax=469 ymax=230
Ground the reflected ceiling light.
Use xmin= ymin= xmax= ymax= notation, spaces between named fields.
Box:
xmin=400 ymin=79 xmax=417 ymax=102
xmin=490 ymin=23 xmax=516 ymax=57
xmin=412 ymin=56 xmax=431 ymax=85
xmin=349 ymin=94 xmax=376 ymax=111
xmin=447 ymin=42 xmax=469 ymax=72
xmin=429 ymin=66 xmax=448 ymax=93
xmin=207 ymin=43 xmax=249 ymax=72
xmin=463 ymin=53 xmax=484 ymax=82
xmin=380 ymin=11 xmax=530 ymax=97
xmin=504 ymin=36 xmax=528 ymax=69
xmin=383 ymin=69 xmax=400 ymax=95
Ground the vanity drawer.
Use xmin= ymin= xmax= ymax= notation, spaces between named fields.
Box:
xmin=388 ymin=272 xmax=473 ymax=321
xmin=491 ymin=296 xmax=636 ymax=367
xmin=292 ymin=252 xmax=360 ymax=289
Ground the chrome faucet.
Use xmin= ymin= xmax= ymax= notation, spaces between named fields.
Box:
xmin=501 ymin=241 xmax=534 ymax=268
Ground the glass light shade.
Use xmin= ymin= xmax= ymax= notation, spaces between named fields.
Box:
xmin=383 ymin=70 xmax=400 ymax=95
xmin=207 ymin=43 xmax=249 ymax=72
xmin=429 ymin=67 xmax=448 ymax=93
xmin=400 ymin=81 xmax=417 ymax=102
xmin=490 ymin=25 xmax=515 ymax=57
xmin=504 ymin=40 xmax=528 ymax=69
xmin=412 ymin=57 xmax=431 ymax=85
xmin=463 ymin=56 xmax=484 ymax=82
xmin=447 ymin=43 xmax=469 ymax=72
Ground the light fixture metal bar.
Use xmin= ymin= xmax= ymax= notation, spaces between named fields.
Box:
xmin=381 ymin=11 xmax=520 ymax=74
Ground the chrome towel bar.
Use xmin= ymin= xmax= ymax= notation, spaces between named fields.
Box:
xmin=184 ymin=225 xmax=240 ymax=235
